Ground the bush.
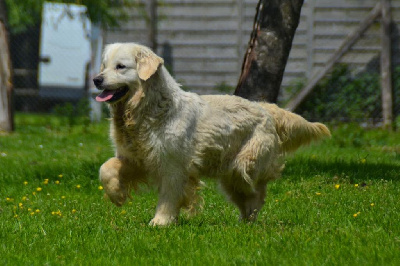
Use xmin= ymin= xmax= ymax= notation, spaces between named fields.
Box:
xmin=287 ymin=64 xmax=400 ymax=123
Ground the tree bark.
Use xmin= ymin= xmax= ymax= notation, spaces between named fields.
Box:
xmin=234 ymin=0 xmax=304 ymax=103
xmin=0 ymin=0 xmax=14 ymax=132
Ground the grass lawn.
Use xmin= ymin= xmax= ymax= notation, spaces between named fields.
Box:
xmin=1 ymin=113 xmax=399 ymax=265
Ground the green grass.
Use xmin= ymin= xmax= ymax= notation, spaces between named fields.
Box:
xmin=1 ymin=114 xmax=399 ymax=265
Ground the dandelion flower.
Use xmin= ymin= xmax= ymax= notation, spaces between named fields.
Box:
xmin=76 ymin=185 xmax=81 ymax=189
xmin=353 ymin=213 xmax=358 ymax=217
xmin=371 ymin=203 xmax=375 ymax=207
xmin=61 ymin=196 xmax=66 ymax=199
xmin=30 ymin=212 xmax=35 ymax=216
xmin=18 ymin=203 xmax=23 ymax=208
xmin=58 ymin=174 xmax=63 ymax=178
xmin=52 ymin=210 xmax=62 ymax=216
xmin=35 ymin=209 xmax=40 ymax=213
xmin=335 ymin=184 xmax=340 ymax=189
xmin=354 ymin=184 xmax=359 ymax=187
xmin=43 ymin=179 xmax=49 ymax=185
xmin=14 ymin=215 xmax=18 ymax=218
xmin=32 ymin=192 xmax=36 ymax=196
xmin=72 ymin=209 xmax=77 ymax=214
xmin=275 ymin=199 xmax=279 ymax=202
xmin=23 ymin=181 xmax=28 ymax=185
xmin=28 ymin=208 xmax=32 ymax=212
xmin=55 ymin=180 xmax=60 ymax=185
xmin=315 ymin=192 xmax=321 ymax=196
xmin=98 ymin=186 xmax=103 ymax=190
xmin=22 ymin=196 xmax=27 ymax=201
xmin=6 ymin=197 xmax=13 ymax=202
xmin=361 ymin=158 xmax=366 ymax=164
xmin=36 ymin=187 xmax=42 ymax=192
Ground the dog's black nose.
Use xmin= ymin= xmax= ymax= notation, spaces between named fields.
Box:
xmin=93 ymin=76 xmax=104 ymax=87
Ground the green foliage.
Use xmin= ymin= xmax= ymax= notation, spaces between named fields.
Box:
xmin=214 ymin=81 xmax=235 ymax=93
xmin=5 ymin=0 xmax=142 ymax=33
xmin=0 ymin=115 xmax=399 ymax=264
xmin=288 ymin=65 xmax=400 ymax=122
xmin=54 ymin=98 xmax=91 ymax=129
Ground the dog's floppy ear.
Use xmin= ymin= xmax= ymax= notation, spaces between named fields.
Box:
xmin=136 ymin=50 xmax=164 ymax=81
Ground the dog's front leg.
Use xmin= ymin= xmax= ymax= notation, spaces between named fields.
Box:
xmin=149 ymin=173 xmax=186 ymax=226
xmin=99 ymin=157 xmax=135 ymax=206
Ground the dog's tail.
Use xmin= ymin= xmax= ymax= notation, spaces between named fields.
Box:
xmin=260 ymin=103 xmax=331 ymax=153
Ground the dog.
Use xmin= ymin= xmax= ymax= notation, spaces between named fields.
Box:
xmin=93 ymin=42 xmax=331 ymax=226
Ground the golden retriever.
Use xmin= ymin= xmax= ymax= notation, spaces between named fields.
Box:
xmin=93 ymin=42 xmax=330 ymax=226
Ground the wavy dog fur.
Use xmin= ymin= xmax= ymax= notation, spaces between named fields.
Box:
xmin=95 ymin=42 xmax=331 ymax=226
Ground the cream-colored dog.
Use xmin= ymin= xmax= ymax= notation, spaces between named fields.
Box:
xmin=93 ymin=42 xmax=330 ymax=226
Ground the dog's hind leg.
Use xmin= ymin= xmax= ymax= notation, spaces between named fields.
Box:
xmin=99 ymin=157 xmax=144 ymax=206
xmin=221 ymin=178 xmax=267 ymax=222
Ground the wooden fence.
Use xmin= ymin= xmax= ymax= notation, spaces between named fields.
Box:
xmin=105 ymin=0 xmax=400 ymax=95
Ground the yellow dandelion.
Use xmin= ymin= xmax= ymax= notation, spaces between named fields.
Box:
xmin=58 ymin=174 xmax=63 ymax=178
xmin=98 ymin=186 xmax=103 ymax=190
xmin=32 ymin=192 xmax=36 ymax=196
xmin=76 ymin=185 xmax=81 ymax=189
xmin=354 ymin=184 xmax=359 ymax=187
xmin=6 ymin=197 xmax=13 ymax=202
xmin=51 ymin=211 xmax=56 ymax=215
xmin=120 ymin=210 xmax=127 ymax=215
xmin=361 ymin=158 xmax=366 ymax=164
xmin=61 ymin=196 xmax=66 ymax=199
xmin=335 ymin=184 xmax=340 ymax=189
xmin=72 ymin=209 xmax=77 ymax=214
xmin=18 ymin=203 xmax=23 ymax=208
xmin=30 ymin=212 xmax=35 ymax=216
xmin=22 ymin=196 xmax=27 ymax=201
xmin=275 ymin=199 xmax=279 ymax=202
xmin=55 ymin=180 xmax=60 ymax=185
xmin=353 ymin=213 xmax=358 ymax=217
xmin=28 ymin=208 xmax=32 ymax=212
xmin=36 ymin=187 xmax=42 ymax=192
xmin=315 ymin=192 xmax=322 ymax=196
xmin=371 ymin=203 xmax=375 ymax=207
xmin=35 ymin=209 xmax=40 ymax=213
xmin=23 ymin=181 xmax=28 ymax=185
xmin=43 ymin=179 xmax=49 ymax=185
xmin=14 ymin=214 xmax=18 ymax=218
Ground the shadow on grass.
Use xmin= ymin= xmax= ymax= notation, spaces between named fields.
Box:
xmin=284 ymin=157 xmax=400 ymax=182
xmin=26 ymin=160 xmax=101 ymax=181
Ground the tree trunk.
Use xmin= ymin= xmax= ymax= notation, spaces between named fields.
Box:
xmin=234 ymin=0 xmax=304 ymax=103
xmin=0 ymin=0 xmax=14 ymax=132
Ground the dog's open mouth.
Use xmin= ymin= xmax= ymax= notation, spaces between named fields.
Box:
xmin=95 ymin=86 xmax=129 ymax=103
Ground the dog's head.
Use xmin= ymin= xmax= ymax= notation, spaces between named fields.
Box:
xmin=93 ymin=43 xmax=164 ymax=103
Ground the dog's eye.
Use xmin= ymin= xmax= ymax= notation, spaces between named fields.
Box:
xmin=116 ymin=64 xmax=126 ymax=70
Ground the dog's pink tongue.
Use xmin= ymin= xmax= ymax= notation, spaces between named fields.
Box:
xmin=95 ymin=90 xmax=115 ymax=102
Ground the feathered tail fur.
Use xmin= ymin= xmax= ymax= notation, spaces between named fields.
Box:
xmin=260 ymin=103 xmax=331 ymax=153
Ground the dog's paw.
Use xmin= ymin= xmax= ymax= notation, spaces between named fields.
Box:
xmin=149 ymin=215 xmax=177 ymax=226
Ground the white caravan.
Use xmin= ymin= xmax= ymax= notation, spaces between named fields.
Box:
xmin=38 ymin=2 xmax=91 ymax=99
